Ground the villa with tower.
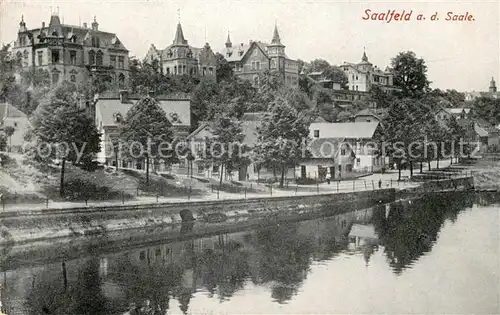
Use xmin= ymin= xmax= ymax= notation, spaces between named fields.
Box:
xmin=144 ymin=22 xmax=217 ymax=79
xmin=12 ymin=12 xmax=130 ymax=88
xmin=222 ymin=24 xmax=299 ymax=87
xmin=339 ymin=50 xmax=397 ymax=92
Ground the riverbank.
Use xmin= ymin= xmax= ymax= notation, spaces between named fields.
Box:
xmin=0 ymin=174 xmax=475 ymax=247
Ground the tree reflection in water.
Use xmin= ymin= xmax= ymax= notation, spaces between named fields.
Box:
xmin=15 ymin=192 xmax=476 ymax=314
xmin=373 ymin=193 xmax=473 ymax=274
xmin=25 ymin=258 xmax=112 ymax=315
xmin=250 ymin=224 xmax=314 ymax=304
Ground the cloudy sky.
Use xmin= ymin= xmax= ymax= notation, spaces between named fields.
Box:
xmin=1 ymin=0 xmax=498 ymax=92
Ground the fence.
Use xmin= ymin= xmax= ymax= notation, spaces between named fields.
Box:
xmin=0 ymin=169 xmax=474 ymax=212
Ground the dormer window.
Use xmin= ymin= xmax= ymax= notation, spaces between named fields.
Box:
xmin=113 ymin=112 xmax=123 ymax=123
xmin=52 ymin=31 xmax=58 ymax=37
xmin=227 ymin=51 xmax=232 ymax=57
xmin=238 ymin=50 xmax=243 ymax=56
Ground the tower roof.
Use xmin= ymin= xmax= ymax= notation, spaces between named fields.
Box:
xmin=226 ymin=32 xmax=231 ymax=45
xmin=491 ymin=77 xmax=496 ymax=85
xmin=18 ymin=15 xmax=27 ymax=33
xmin=173 ymin=22 xmax=188 ymax=45
xmin=362 ymin=51 xmax=368 ymax=62
xmin=360 ymin=48 xmax=372 ymax=65
xmin=271 ymin=23 xmax=282 ymax=45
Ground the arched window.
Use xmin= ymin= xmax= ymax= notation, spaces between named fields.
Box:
xmin=88 ymin=50 xmax=95 ymax=65
xmin=70 ymin=74 xmax=76 ymax=82
xmin=118 ymin=73 xmax=125 ymax=87
xmin=96 ymin=51 xmax=103 ymax=66
xmin=91 ymin=36 xmax=100 ymax=48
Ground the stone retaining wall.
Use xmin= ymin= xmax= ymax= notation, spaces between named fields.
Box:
xmin=0 ymin=189 xmax=395 ymax=245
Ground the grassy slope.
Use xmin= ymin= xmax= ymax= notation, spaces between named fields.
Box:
xmin=0 ymin=153 xmax=264 ymax=203
xmin=470 ymin=159 xmax=500 ymax=189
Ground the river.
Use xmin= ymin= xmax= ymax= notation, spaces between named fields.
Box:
xmin=0 ymin=192 xmax=498 ymax=314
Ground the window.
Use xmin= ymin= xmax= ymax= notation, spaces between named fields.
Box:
xmin=346 ymin=164 xmax=353 ymax=172
xmin=69 ymin=51 xmax=76 ymax=65
xmin=88 ymin=50 xmax=95 ymax=65
xmin=91 ymin=36 xmax=100 ymax=48
xmin=314 ymin=130 xmax=320 ymax=138
xmin=51 ymin=72 xmax=59 ymax=84
xmin=166 ymin=67 xmax=170 ymax=74
xmin=96 ymin=51 xmax=103 ymax=66
xmin=49 ymin=50 xmax=59 ymax=64
xmin=208 ymin=67 xmax=213 ymax=75
xmin=341 ymin=147 xmax=346 ymax=155
xmin=118 ymin=56 xmax=124 ymax=69
xmin=271 ymin=59 xmax=276 ymax=69
xmin=253 ymin=76 xmax=259 ymax=86
xmin=35 ymin=51 xmax=43 ymax=66
xmin=251 ymin=61 xmax=256 ymax=70
xmin=202 ymin=67 xmax=206 ymax=76
xmin=110 ymin=55 xmax=116 ymax=68
xmin=155 ymin=248 xmax=161 ymax=257
xmin=139 ymin=251 xmax=146 ymax=260
xmin=356 ymin=158 xmax=361 ymax=166
xmin=256 ymin=61 xmax=261 ymax=70
xmin=118 ymin=73 xmax=125 ymax=87
xmin=70 ymin=74 xmax=76 ymax=82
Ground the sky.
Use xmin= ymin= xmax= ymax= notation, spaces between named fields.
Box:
xmin=1 ymin=0 xmax=499 ymax=92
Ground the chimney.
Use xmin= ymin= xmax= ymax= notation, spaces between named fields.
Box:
xmin=249 ymin=39 xmax=253 ymax=44
xmin=83 ymin=22 xmax=87 ymax=28
xmin=42 ymin=22 xmax=45 ymax=28
xmin=119 ymin=90 xmax=128 ymax=104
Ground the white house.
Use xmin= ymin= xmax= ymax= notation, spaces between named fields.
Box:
xmin=306 ymin=122 xmax=385 ymax=177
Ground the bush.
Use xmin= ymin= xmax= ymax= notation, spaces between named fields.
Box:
xmin=60 ymin=178 xmax=126 ymax=201
xmin=295 ymin=177 xmax=320 ymax=185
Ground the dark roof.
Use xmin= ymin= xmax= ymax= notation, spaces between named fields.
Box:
xmin=18 ymin=16 xmax=128 ymax=51
xmin=173 ymin=22 xmax=188 ymax=45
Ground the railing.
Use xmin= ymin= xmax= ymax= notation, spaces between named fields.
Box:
xmin=0 ymin=169 xmax=474 ymax=212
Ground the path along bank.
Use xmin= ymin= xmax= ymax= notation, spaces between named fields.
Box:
xmin=0 ymin=176 xmax=474 ymax=249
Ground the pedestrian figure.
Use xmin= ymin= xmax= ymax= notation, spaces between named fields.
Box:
xmin=378 ymin=178 xmax=382 ymax=188
xmin=326 ymin=173 xmax=331 ymax=185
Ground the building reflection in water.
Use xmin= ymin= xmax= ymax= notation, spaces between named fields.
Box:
xmin=0 ymin=192 xmax=477 ymax=315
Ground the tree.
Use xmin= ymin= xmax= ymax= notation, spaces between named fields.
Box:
xmin=205 ymin=114 xmax=248 ymax=186
xmin=304 ymin=59 xmax=348 ymax=89
xmin=391 ymin=51 xmax=430 ymax=98
xmin=0 ymin=134 xmax=6 ymax=152
xmin=215 ymin=52 xmax=233 ymax=83
xmin=3 ymin=125 xmax=15 ymax=152
xmin=254 ymin=97 xmax=310 ymax=187
xmin=384 ymin=98 xmax=428 ymax=179
xmin=32 ymin=101 xmax=100 ymax=197
xmin=470 ymin=97 xmax=500 ymax=126
xmin=370 ymin=85 xmax=395 ymax=108
xmin=119 ymin=96 xmax=174 ymax=186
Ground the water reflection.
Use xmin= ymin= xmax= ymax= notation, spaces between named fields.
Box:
xmin=1 ymin=192 xmax=491 ymax=315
